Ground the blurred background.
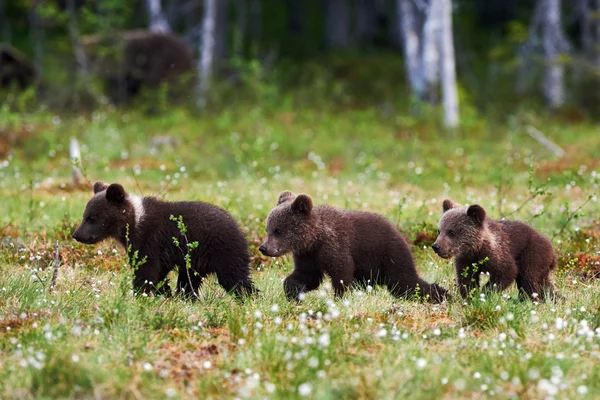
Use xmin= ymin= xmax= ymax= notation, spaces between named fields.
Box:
xmin=1 ymin=0 xmax=599 ymax=121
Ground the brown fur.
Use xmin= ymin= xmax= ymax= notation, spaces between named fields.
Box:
xmin=82 ymin=30 xmax=194 ymax=105
xmin=72 ymin=182 xmax=256 ymax=298
xmin=432 ymin=199 xmax=557 ymax=300
xmin=260 ymin=191 xmax=448 ymax=303
xmin=0 ymin=44 xmax=36 ymax=90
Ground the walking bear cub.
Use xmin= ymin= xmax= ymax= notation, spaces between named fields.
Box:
xmin=432 ymin=199 xmax=556 ymax=300
xmin=72 ymin=182 xmax=256 ymax=298
xmin=259 ymin=191 xmax=448 ymax=303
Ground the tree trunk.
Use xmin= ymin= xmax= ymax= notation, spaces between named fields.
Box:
xmin=325 ymin=0 xmax=351 ymax=48
xmin=146 ymin=0 xmax=171 ymax=33
xmin=422 ymin=0 xmax=442 ymax=103
xmin=595 ymin=0 xmax=600 ymax=67
xmin=249 ymin=0 xmax=261 ymax=44
xmin=234 ymin=0 xmax=247 ymax=57
xmin=66 ymin=0 xmax=90 ymax=90
xmin=214 ymin=0 xmax=228 ymax=63
xmin=439 ymin=0 xmax=459 ymax=128
xmin=580 ymin=0 xmax=592 ymax=55
xmin=398 ymin=0 xmax=424 ymax=98
xmin=198 ymin=0 xmax=217 ymax=107
xmin=28 ymin=0 xmax=44 ymax=80
xmin=543 ymin=0 xmax=564 ymax=108
xmin=355 ymin=0 xmax=377 ymax=45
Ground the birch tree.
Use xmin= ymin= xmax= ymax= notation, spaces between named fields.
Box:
xmin=543 ymin=0 xmax=564 ymax=108
xmin=146 ymin=0 xmax=171 ymax=33
xmin=197 ymin=0 xmax=217 ymax=107
xmin=439 ymin=0 xmax=458 ymax=128
xmin=518 ymin=0 xmax=569 ymax=108
xmin=397 ymin=0 xmax=459 ymax=128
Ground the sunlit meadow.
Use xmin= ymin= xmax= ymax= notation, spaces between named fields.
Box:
xmin=1 ymin=101 xmax=599 ymax=399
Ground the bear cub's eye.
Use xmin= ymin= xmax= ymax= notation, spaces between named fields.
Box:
xmin=447 ymin=230 xmax=455 ymax=237
xmin=87 ymin=216 xmax=96 ymax=223
xmin=273 ymin=228 xmax=281 ymax=235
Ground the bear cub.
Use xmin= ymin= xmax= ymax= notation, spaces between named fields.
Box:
xmin=73 ymin=182 xmax=256 ymax=298
xmin=432 ymin=199 xmax=557 ymax=300
xmin=259 ymin=191 xmax=448 ymax=303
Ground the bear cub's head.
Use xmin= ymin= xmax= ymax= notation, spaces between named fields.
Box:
xmin=259 ymin=191 xmax=315 ymax=257
xmin=72 ymin=182 xmax=136 ymax=244
xmin=431 ymin=199 xmax=487 ymax=259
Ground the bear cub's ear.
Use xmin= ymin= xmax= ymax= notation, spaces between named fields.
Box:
xmin=292 ymin=194 xmax=313 ymax=215
xmin=277 ymin=190 xmax=295 ymax=206
xmin=467 ymin=204 xmax=486 ymax=225
xmin=106 ymin=183 xmax=127 ymax=204
xmin=94 ymin=181 xmax=109 ymax=194
xmin=442 ymin=199 xmax=457 ymax=213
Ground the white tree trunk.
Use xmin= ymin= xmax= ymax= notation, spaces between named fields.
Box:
xmin=543 ymin=0 xmax=564 ymax=108
xmin=398 ymin=0 xmax=424 ymax=97
xmin=146 ymin=0 xmax=171 ymax=33
xmin=422 ymin=0 xmax=442 ymax=102
xmin=439 ymin=0 xmax=459 ymax=128
xmin=326 ymin=0 xmax=351 ymax=48
xmin=197 ymin=0 xmax=217 ymax=107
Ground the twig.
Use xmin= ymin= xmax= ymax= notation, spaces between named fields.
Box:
xmin=49 ymin=240 xmax=60 ymax=294
xmin=553 ymin=196 xmax=594 ymax=239
xmin=32 ymin=270 xmax=45 ymax=288
xmin=501 ymin=194 xmax=536 ymax=219
xmin=525 ymin=125 xmax=566 ymax=158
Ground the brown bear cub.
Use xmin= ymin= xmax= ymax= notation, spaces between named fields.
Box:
xmin=432 ymin=199 xmax=557 ymax=301
xmin=259 ymin=191 xmax=448 ymax=303
xmin=72 ymin=182 xmax=256 ymax=298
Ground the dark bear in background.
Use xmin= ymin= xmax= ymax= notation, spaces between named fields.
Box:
xmin=72 ymin=182 xmax=256 ymax=298
xmin=432 ymin=199 xmax=557 ymax=301
xmin=0 ymin=44 xmax=36 ymax=90
xmin=259 ymin=191 xmax=448 ymax=303
xmin=82 ymin=30 xmax=194 ymax=105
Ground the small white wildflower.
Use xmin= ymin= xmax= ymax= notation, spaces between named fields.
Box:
xmin=298 ymin=383 xmax=312 ymax=397
xmin=143 ymin=362 xmax=153 ymax=371
xmin=473 ymin=372 xmax=481 ymax=379
xmin=318 ymin=333 xmax=330 ymax=347
xmin=265 ymin=382 xmax=276 ymax=393
xmin=577 ymin=385 xmax=588 ymax=395
xmin=165 ymin=388 xmax=177 ymax=398
xmin=71 ymin=354 xmax=80 ymax=363
xmin=416 ymin=358 xmax=427 ymax=370
xmin=203 ymin=361 xmax=212 ymax=369
xmin=271 ymin=304 xmax=280 ymax=313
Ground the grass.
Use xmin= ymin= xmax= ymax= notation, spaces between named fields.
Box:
xmin=0 ymin=93 xmax=599 ymax=399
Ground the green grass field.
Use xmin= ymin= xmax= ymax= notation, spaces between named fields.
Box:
xmin=1 ymin=102 xmax=599 ymax=399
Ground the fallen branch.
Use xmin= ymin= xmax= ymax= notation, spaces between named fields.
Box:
xmin=526 ymin=125 xmax=566 ymax=158
xmin=49 ymin=241 xmax=60 ymax=294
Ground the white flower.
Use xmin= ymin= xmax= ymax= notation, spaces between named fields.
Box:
xmin=318 ymin=333 xmax=330 ymax=347
xmin=203 ymin=361 xmax=212 ymax=369
xmin=416 ymin=358 xmax=427 ymax=370
xmin=143 ymin=362 xmax=153 ymax=371
xmin=298 ymin=383 xmax=312 ymax=397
